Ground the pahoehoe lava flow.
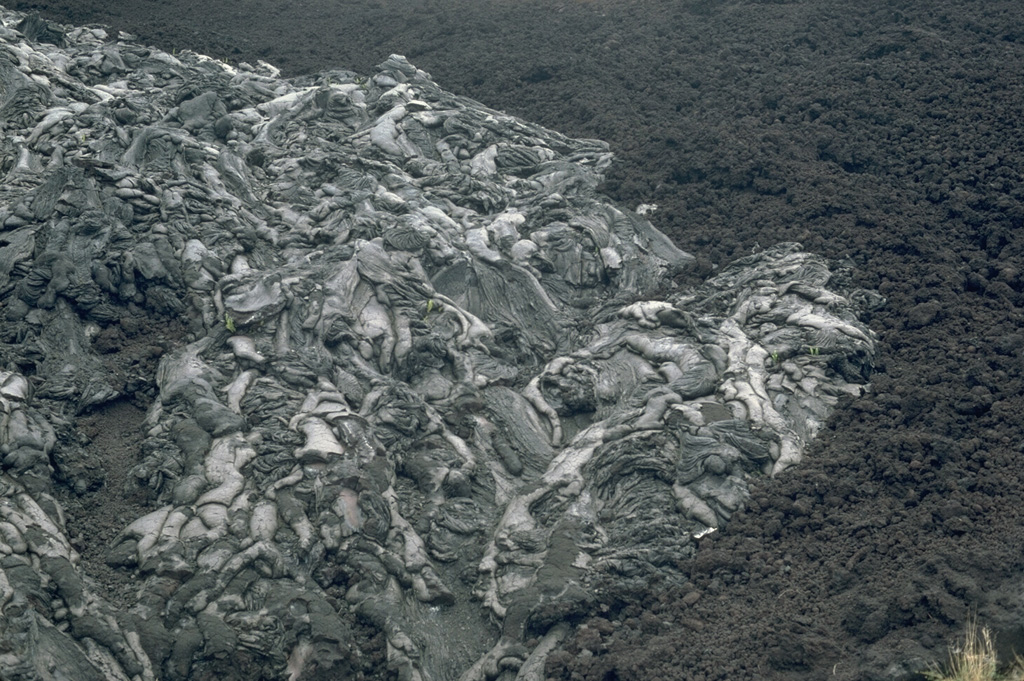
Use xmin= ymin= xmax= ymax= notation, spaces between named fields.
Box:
xmin=0 ymin=6 xmax=877 ymax=680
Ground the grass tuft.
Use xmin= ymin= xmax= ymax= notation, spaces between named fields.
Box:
xmin=925 ymin=619 xmax=1024 ymax=681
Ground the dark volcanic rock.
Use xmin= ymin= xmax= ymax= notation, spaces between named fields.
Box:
xmin=13 ymin=0 xmax=1024 ymax=678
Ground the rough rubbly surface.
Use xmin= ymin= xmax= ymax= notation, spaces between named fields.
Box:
xmin=0 ymin=7 xmax=878 ymax=681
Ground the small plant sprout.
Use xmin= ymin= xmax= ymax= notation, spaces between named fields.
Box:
xmin=224 ymin=313 xmax=236 ymax=333
xmin=924 ymin=618 xmax=1024 ymax=681
xmin=807 ymin=345 xmax=820 ymax=356
xmin=423 ymin=298 xmax=440 ymax=322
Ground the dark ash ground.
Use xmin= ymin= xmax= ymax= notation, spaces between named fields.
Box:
xmin=7 ymin=0 xmax=1024 ymax=679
